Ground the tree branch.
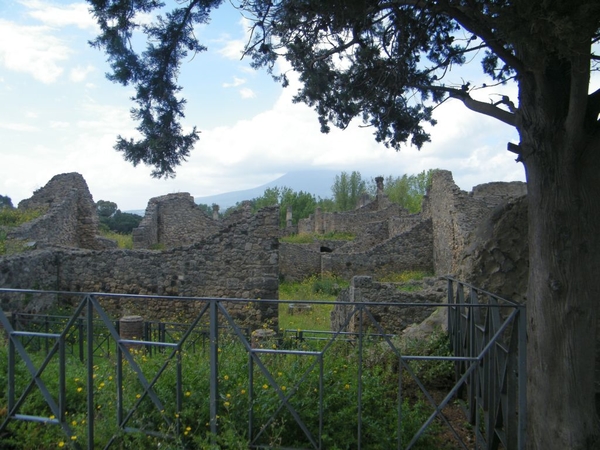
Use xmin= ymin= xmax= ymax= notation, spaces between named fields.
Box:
xmin=439 ymin=86 xmax=516 ymax=126
xmin=377 ymin=0 xmax=525 ymax=74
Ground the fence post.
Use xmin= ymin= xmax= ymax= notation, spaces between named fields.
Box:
xmin=86 ymin=297 xmax=94 ymax=450
xmin=209 ymin=300 xmax=219 ymax=442
xmin=518 ymin=305 xmax=527 ymax=450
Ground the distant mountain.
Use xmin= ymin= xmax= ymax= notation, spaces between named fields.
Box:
xmin=194 ymin=169 xmax=341 ymax=209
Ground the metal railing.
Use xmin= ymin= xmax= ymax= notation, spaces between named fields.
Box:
xmin=0 ymin=279 xmax=526 ymax=449
xmin=447 ymin=278 xmax=527 ymax=450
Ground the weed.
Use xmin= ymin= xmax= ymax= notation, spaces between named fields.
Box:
xmin=99 ymin=230 xmax=134 ymax=249
xmin=279 ymin=274 xmax=349 ymax=331
xmin=280 ymin=232 xmax=355 ymax=244
xmin=377 ymin=270 xmax=432 ymax=283
xmin=0 ymin=207 xmax=46 ymax=227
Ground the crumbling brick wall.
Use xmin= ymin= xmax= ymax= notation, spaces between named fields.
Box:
xmin=423 ymin=170 xmax=526 ymax=276
xmin=298 ymin=200 xmax=404 ymax=236
xmin=9 ymin=173 xmax=107 ymax=250
xmin=0 ymin=206 xmax=281 ymax=330
xmin=133 ymin=193 xmax=221 ymax=249
xmin=330 ymin=276 xmax=442 ymax=334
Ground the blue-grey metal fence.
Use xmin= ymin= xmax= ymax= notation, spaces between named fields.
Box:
xmin=0 ymin=280 xmax=526 ymax=449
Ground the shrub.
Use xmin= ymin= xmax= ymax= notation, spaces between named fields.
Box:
xmin=99 ymin=230 xmax=134 ymax=249
xmin=0 ymin=207 xmax=46 ymax=227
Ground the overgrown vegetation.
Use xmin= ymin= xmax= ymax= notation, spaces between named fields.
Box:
xmin=0 ymin=330 xmax=455 ymax=449
xmin=0 ymin=207 xmax=46 ymax=227
xmin=280 ymin=231 xmax=355 ymax=244
xmin=376 ymin=270 xmax=431 ymax=283
xmin=98 ymin=229 xmax=134 ymax=249
xmin=97 ymin=200 xmax=142 ymax=234
xmin=279 ymin=274 xmax=349 ymax=331
xmin=0 ymin=207 xmax=47 ymax=256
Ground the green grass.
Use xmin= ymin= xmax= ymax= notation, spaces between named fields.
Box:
xmin=99 ymin=230 xmax=134 ymax=249
xmin=280 ymin=231 xmax=355 ymax=243
xmin=376 ymin=270 xmax=432 ymax=283
xmin=279 ymin=274 xmax=349 ymax=331
xmin=0 ymin=207 xmax=47 ymax=255
xmin=0 ymin=207 xmax=46 ymax=227
xmin=0 ymin=335 xmax=448 ymax=449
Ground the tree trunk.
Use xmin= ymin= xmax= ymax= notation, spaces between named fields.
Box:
xmin=520 ymin=67 xmax=600 ymax=449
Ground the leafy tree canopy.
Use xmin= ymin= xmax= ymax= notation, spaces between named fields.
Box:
xmin=368 ymin=169 xmax=434 ymax=213
xmin=87 ymin=0 xmax=222 ymax=178
xmin=197 ymin=203 xmax=216 ymax=217
xmin=97 ymin=199 xmax=142 ymax=233
xmin=0 ymin=195 xmax=14 ymax=210
xmin=87 ymin=0 xmax=600 ymax=177
xmin=331 ymin=171 xmax=367 ymax=211
xmin=250 ymin=186 xmax=317 ymax=226
xmin=96 ymin=199 xmax=118 ymax=218
xmin=100 ymin=210 xmax=143 ymax=234
xmin=89 ymin=2 xmax=600 ymax=447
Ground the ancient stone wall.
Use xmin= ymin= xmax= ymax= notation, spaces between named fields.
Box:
xmin=457 ymin=196 xmax=529 ymax=303
xmin=0 ymin=206 xmax=281 ymax=330
xmin=9 ymin=173 xmax=107 ymax=250
xmin=133 ymin=193 xmax=221 ymax=249
xmin=423 ymin=170 xmax=526 ymax=276
xmin=321 ymin=219 xmax=434 ymax=279
xmin=298 ymin=199 xmax=403 ymax=236
xmin=330 ymin=276 xmax=443 ymax=334
xmin=279 ymin=240 xmax=349 ymax=282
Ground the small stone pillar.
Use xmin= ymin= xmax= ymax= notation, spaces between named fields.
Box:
xmin=212 ymin=204 xmax=220 ymax=220
xmin=286 ymin=206 xmax=293 ymax=228
xmin=120 ymin=315 xmax=144 ymax=349
xmin=251 ymin=328 xmax=276 ymax=348
xmin=375 ymin=176 xmax=384 ymax=193
xmin=315 ymin=207 xmax=324 ymax=234
xmin=375 ymin=176 xmax=385 ymax=210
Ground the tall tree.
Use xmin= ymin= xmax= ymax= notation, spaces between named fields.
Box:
xmin=251 ymin=186 xmax=317 ymax=226
xmin=88 ymin=1 xmax=600 ymax=448
xmin=280 ymin=187 xmax=317 ymax=226
xmin=96 ymin=200 xmax=118 ymax=218
xmin=372 ymin=169 xmax=435 ymax=213
xmin=332 ymin=170 xmax=367 ymax=211
xmin=244 ymin=4 xmax=600 ymax=448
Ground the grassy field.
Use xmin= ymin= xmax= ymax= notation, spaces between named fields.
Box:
xmin=278 ymin=274 xmax=348 ymax=331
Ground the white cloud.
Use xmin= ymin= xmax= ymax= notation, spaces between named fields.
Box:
xmin=215 ymin=18 xmax=251 ymax=60
xmin=0 ymin=122 xmax=38 ymax=132
xmin=50 ymin=121 xmax=70 ymax=128
xmin=21 ymin=0 xmax=98 ymax=30
xmin=70 ymin=64 xmax=95 ymax=82
xmin=239 ymin=87 xmax=256 ymax=99
xmin=0 ymin=19 xmax=70 ymax=83
xmin=223 ymin=76 xmax=246 ymax=88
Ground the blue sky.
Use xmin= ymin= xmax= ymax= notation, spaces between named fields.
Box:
xmin=0 ymin=0 xmax=537 ymax=210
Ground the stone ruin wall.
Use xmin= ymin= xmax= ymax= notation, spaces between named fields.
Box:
xmin=330 ymin=276 xmax=443 ymax=334
xmin=423 ymin=170 xmax=527 ymax=276
xmin=298 ymin=196 xmax=403 ymax=236
xmin=133 ymin=193 xmax=221 ymax=249
xmin=0 ymin=206 xmax=281 ymax=330
xmin=281 ymin=170 xmax=527 ymax=284
xmin=278 ymin=239 xmax=348 ymax=282
xmin=280 ymin=215 xmax=433 ymax=282
xmin=321 ymin=219 xmax=434 ymax=280
xmin=8 ymin=173 xmax=110 ymax=250
xmin=0 ymin=170 xmax=530 ymax=335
